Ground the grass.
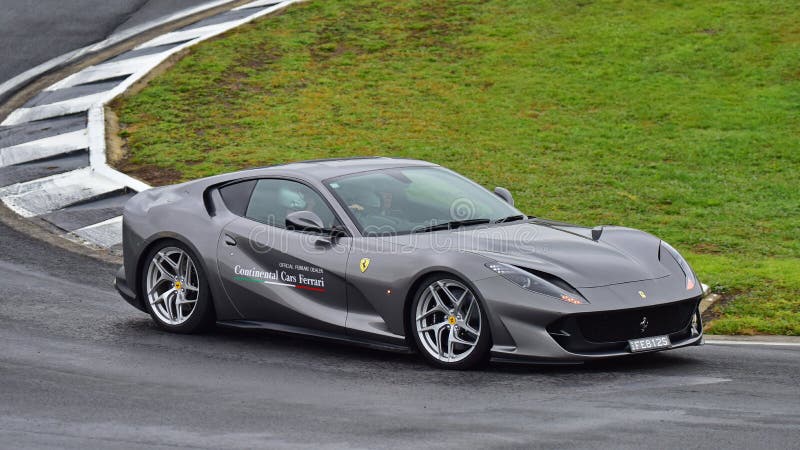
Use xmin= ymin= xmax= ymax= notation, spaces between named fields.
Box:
xmin=111 ymin=0 xmax=800 ymax=335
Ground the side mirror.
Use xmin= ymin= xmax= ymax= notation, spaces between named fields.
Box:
xmin=286 ymin=210 xmax=324 ymax=233
xmin=330 ymin=224 xmax=347 ymax=239
xmin=494 ymin=187 xmax=514 ymax=206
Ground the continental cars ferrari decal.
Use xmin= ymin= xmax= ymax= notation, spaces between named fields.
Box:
xmin=233 ymin=264 xmax=325 ymax=292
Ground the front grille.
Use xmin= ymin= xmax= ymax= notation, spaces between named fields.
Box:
xmin=577 ymin=298 xmax=698 ymax=343
xmin=547 ymin=297 xmax=701 ymax=354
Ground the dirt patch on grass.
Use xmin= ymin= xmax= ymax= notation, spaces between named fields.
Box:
xmin=108 ymin=103 xmax=182 ymax=186
xmin=115 ymin=161 xmax=182 ymax=187
xmin=310 ymin=41 xmax=357 ymax=62
xmin=107 ymin=104 xmax=180 ymax=186
xmin=692 ymin=242 xmax=723 ymax=254
xmin=104 ymin=106 xmax=125 ymax=166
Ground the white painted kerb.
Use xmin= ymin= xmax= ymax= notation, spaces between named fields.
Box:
xmin=0 ymin=0 xmax=303 ymax=249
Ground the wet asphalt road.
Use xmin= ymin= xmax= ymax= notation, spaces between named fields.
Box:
xmin=1 ymin=2 xmax=799 ymax=449
xmin=0 ymin=0 xmax=214 ymax=83
xmin=1 ymin=218 xmax=799 ymax=449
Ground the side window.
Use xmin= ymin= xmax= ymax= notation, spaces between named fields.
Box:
xmin=245 ymin=179 xmax=339 ymax=231
xmin=219 ymin=180 xmax=257 ymax=216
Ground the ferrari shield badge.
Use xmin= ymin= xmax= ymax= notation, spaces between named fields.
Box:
xmin=359 ymin=258 xmax=371 ymax=273
xmin=638 ymin=290 xmax=647 ymax=299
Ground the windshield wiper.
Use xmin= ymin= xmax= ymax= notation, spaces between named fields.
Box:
xmin=413 ymin=219 xmax=491 ymax=233
xmin=493 ymin=214 xmax=527 ymax=224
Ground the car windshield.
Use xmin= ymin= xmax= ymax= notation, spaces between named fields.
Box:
xmin=325 ymin=166 xmax=523 ymax=235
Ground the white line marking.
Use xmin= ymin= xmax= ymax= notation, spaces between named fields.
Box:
xmin=75 ymin=215 xmax=122 ymax=230
xmin=0 ymin=168 xmax=122 ymax=217
xmin=46 ymin=54 xmax=165 ymax=91
xmin=0 ymin=0 xmax=302 ymax=248
xmin=705 ymin=340 xmax=800 ymax=347
xmin=0 ymin=0 xmax=235 ymax=100
xmin=0 ymin=129 xmax=88 ymax=167
xmin=233 ymin=0 xmax=282 ymax=10
xmin=70 ymin=216 xmax=124 ymax=248
xmin=2 ymin=92 xmax=111 ymax=126
xmin=87 ymin=106 xmax=151 ymax=192
xmin=134 ymin=23 xmax=230 ymax=49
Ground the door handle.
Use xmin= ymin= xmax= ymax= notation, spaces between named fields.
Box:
xmin=315 ymin=236 xmax=333 ymax=247
xmin=224 ymin=234 xmax=237 ymax=246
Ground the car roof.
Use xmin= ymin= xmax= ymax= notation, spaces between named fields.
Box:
xmin=233 ymin=157 xmax=439 ymax=181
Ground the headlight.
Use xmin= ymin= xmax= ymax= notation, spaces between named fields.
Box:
xmin=485 ymin=262 xmax=588 ymax=304
xmin=661 ymin=241 xmax=697 ymax=291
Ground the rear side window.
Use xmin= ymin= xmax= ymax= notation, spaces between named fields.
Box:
xmin=245 ymin=179 xmax=338 ymax=230
xmin=219 ymin=180 xmax=257 ymax=216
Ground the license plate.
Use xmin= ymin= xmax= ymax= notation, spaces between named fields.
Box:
xmin=628 ymin=335 xmax=671 ymax=353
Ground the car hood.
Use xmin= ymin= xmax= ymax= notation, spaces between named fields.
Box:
xmin=391 ymin=220 xmax=670 ymax=288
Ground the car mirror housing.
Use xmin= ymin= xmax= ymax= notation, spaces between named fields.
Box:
xmin=330 ymin=224 xmax=347 ymax=238
xmin=494 ymin=186 xmax=514 ymax=206
xmin=286 ymin=210 xmax=325 ymax=232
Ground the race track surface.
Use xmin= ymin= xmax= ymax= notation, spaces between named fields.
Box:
xmin=0 ymin=0 xmax=213 ymax=83
xmin=0 ymin=2 xmax=798 ymax=449
xmin=1 ymin=218 xmax=799 ymax=449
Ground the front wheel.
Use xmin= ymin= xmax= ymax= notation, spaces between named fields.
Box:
xmin=410 ymin=276 xmax=491 ymax=369
xmin=141 ymin=240 xmax=214 ymax=333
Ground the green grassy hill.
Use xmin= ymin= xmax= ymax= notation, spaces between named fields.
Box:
xmin=112 ymin=0 xmax=800 ymax=334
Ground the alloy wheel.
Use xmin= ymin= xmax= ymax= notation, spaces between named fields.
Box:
xmin=145 ymin=247 xmax=200 ymax=325
xmin=415 ymin=279 xmax=482 ymax=363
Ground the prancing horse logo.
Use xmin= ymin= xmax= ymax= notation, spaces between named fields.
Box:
xmin=640 ymin=316 xmax=649 ymax=333
xmin=359 ymin=258 xmax=371 ymax=273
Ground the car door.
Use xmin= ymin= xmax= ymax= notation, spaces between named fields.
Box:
xmin=216 ymin=178 xmax=351 ymax=333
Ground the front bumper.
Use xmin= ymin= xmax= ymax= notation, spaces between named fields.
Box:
xmin=546 ymin=297 xmax=703 ymax=355
xmin=475 ymin=275 xmax=705 ymax=363
xmin=491 ymin=333 xmax=704 ymax=364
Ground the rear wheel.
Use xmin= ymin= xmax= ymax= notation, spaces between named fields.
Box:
xmin=141 ymin=240 xmax=214 ymax=333
xmin=410 ymin=276 xmax=491 ymax=369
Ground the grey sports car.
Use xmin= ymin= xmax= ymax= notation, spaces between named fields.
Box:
xmin=115 ymin=157 xmax=704 ymax=369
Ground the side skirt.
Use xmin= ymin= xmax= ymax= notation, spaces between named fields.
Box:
xmin=217 ymin=320 xmax=414 ymax=354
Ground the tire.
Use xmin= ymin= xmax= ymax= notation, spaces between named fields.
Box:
xmin=140 ymin=239 xmax=214 ymax=333
xmin=410 ymin=275 xmax=491 ymax=370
